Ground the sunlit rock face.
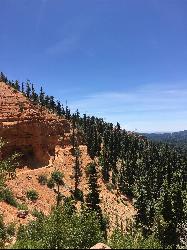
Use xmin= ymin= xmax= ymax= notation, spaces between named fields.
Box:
xmin=0 ymin=82 xmax=71 ymax=166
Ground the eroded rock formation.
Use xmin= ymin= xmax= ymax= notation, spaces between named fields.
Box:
xmin=0 ymin=82 xmax=71 ymax=165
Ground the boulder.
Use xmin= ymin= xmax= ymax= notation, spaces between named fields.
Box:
xmin=90 ymin=243 xmax=111 ymax=249
xmin=17 ymin=210 xmax=29 ymax=219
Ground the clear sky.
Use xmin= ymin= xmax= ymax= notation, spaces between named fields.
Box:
xmin=0 ymin=0 xmax=187 ymax=132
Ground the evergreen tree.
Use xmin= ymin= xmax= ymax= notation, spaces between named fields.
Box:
xmin=49 ymin=96 xmax=56 ymax=111
xmin=50 ymin=170 xmax=64 ymax=207
xmin=25 ymin=80 xmax=31 ymax=98
xmin=14 ymin=80 xmax=20 ymax=91
xmin=21 ymin=82 xmax=24 ymax=93
xmin=86 ymin=162 xmax=100 ymax=212
xmin=0 ymin=72 xmax=7 ymax=83
xmin=56 ymin=101 xmax=62 ymax=115
xmin=73 ymin=148 xmax=82 ymax=199
xmin=39 ymin=87 xmax=45 ymax=105
xmin=31 ymin=84 xmax=38 ymax=102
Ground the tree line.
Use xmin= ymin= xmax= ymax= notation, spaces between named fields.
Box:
xmin=1 ymin=71 xmax=186 ymax=248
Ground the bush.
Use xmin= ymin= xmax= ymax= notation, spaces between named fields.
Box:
xmin=26 ymin=190 xmax=39 ymax=202
xmin=38 ymin=174 xmax=48 ymax=185
xmin=106 ymin=183 xmax=115 ymax=192
xmin=17 ymin=203 xmax=28 ymax=211
xmin=0 ymin=215 xmax=6 ymax=247
xmin=6 ymin=223 xmax=16 ymax=237
xmin=31 ymin=209 xmax=45 ymax=219
xmin=47 ymin=178 xmax=55 ymax=189
xmin=0 ymin=188 xmax=18 ymax=207
xmin=13 ymin=205 xmax=103 ymax=249
xmin=108 ymin=229 xmax=162 ymax=249
xmin=0 ymin=216 xmax=16 ymax=248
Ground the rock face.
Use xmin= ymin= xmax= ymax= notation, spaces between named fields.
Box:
xmin=0 ymin=82 xmax=71 ymax=165
xmin=90 ymin=243 xmax=111 ymax=249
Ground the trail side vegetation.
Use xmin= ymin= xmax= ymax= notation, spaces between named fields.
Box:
xmin=0 ymin=72 xmax=187 ymax=249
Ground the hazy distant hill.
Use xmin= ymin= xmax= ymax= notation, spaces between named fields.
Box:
xmin=141 ymin=130 xmax=187 ymax=153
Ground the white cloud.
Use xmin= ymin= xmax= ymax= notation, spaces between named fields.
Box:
xmin=69 ymin=82 xmax=187 ymax=132
xmin=46 ymin=34 xmax=80 ymax=56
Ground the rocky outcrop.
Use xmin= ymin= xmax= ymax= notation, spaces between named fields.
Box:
xmin=0 ymin=82 xmax=71 ymax=165
xmin=90 ymin=243 xmax=111 ymax=249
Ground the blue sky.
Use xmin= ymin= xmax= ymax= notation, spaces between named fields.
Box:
xmin=0 ymin=0 xmax=187 ymax=132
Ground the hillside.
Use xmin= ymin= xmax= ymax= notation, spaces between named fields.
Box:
xmin=0 ymin=76 xmax=186 ymax=249
xmin=0 ymin=81 xmax=135 ymax=236
xmin=141 ymin=130 xmax=187 ymax=154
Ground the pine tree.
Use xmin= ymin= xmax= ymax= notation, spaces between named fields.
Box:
xmin=0 ymin=72 xmax=7 ymax=83
xmin=25 ymin=80 xmax=31 ymax=98
xmin=86 ymin=162 xmax=100 ymax=212
xmin=74 ymin=148 xmax=82 ymax=200
xmin=31 ymin=84 xmax=38 ymax=102
xmin=56 ymin=101 xmax=62 ymax=115
xmin=50 ymin=170 xmax=64 ymax=207
xmin=14 ymin=80 xmax=20 ymax=91
xmin=49 ymin=96 xmax=56 ymax=111
xmin=39 ymin=87 xmax=45 ymax=105
xmin=21 ymin=82 xmax=24 ymax=93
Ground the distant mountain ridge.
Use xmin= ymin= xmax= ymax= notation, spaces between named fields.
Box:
xmin=140 ymin=130 xmax=187 ymax=153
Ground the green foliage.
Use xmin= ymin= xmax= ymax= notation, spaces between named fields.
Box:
xmin=51 ymin=171 xmax=64 ymax=186
xmin=6 ymin=223 xmax=16 ymax=237
xmin=38 ymin=174 xmax=48 ymax=185
xmin=0 ymin=187 xmax=18 ymax=207
xmin=73 ymin=188 xmax=84 ymax=202
xmin=109 ymin=229 xmax=163 ymax=249
xmin=2 ymin=72 xmax=186 ymax=248
xmin=17 ymin=203 xmax=28 ymax=211
xmin=0 ymin=216 xmax=16 ymax=248
xmin=47 ymin=178 xmax=55 ymax=189
xmin=142 ymin=130 xmax=187 ymax=154
xmin=50 ymin=170 xmax=64 ymax=207
xmin=106 ymin=183 xmax=115 ymax=192
xmin=13 ymin=205 xmax=103 ymax=249
xmin=0 ymin=215 xmax=6 ymax=248
xmin=26 ymin=189 xmax=39 ymax=202
xmin=86 ymin=163 xmax=100 ymax=212
xmin=73 ymin=148 xmax=82 ymax=196
xmin=0 ymin=145 xmax=20 ymax=182
xmin=31 ymin=209 xmax=45 ymax=219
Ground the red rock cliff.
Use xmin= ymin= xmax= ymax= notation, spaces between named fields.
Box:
xmin=0 ymin=82 xmax=71 ymax=165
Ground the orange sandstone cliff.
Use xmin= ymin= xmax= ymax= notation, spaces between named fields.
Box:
xmin=0 ymin=82 xmax=71 ymax=165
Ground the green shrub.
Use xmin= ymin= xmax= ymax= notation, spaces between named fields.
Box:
xmin=0 ymin=216 xmax=16 ymax=248
xmin=13 ymin=205 xmax=103 ymax=249
xmin=108 ymin=229 xmax=162 ymax=249
xmin=17 ymin=203 xmax=28 ymax=211
xmin=0 ymin=188 xmax=18 ymax=207
xmin=26 ymin=190 xmax=39 ymax=201
xmin=106 ymin=183 xmax=115 ymax=192
xmin=31 ymin=209 xmax=45 ymax=219
xmin=0 ymin=215 xmax=6 ymax=247
xmin=6 ymin=223 xmax=16 ymax=237
xmin=47 ymin=178 xmax=55 ymax=189
xmin=38 ymin=174 xmax=48 ymax=185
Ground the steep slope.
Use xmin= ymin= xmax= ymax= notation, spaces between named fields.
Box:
xmin=0 ymin=82 xmax=71 ymax=165
xmin=0 ymin=81 xmax=135 ymax=234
